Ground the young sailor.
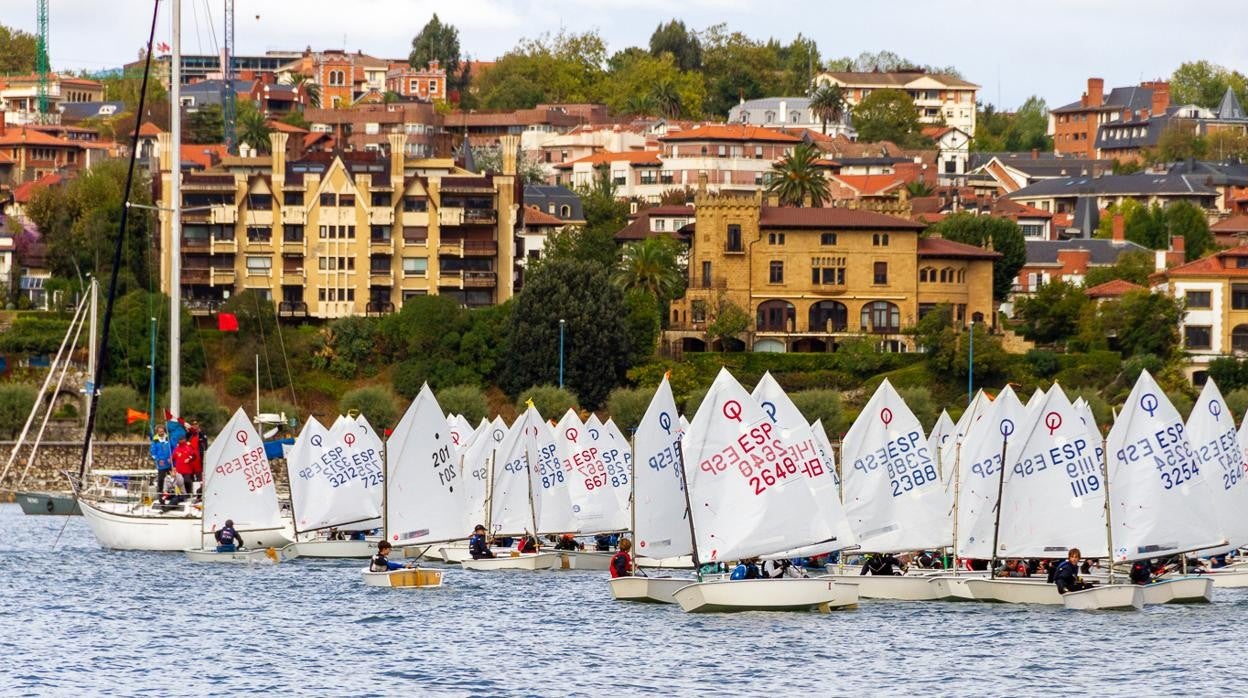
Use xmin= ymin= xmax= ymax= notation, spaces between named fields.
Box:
xmin=214 ymin=519 xmax=243 ymax=552
xmin=729 ymin=558 xmax=762 ymax=580
xmin=370 ymin=541 xmax=406 ymax=572
xmin=860 ymin=552 xmax=903 ymax=576
xmin=517 ymin=534 xmax=539 ymax=554
xmin=468 ymin=525 xmax=495 ymax=560
xmin=1129 ymin=559 xmax=1152 ymax=585
xmin=609 ymin=539 xmax=632 ymax=578
xmin=1053 ymin=548 xmax=1093 ymax=594
xmin=554 ymin=533 xmax=582 ymax=551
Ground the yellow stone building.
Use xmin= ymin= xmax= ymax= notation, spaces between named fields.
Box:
xmin=157 ymin=132 xmax=519 ymax=318
xmin=668 ymin=191 xmax=998 ymax=352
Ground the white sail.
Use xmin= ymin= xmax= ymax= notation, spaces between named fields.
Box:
xmin=325 ymin=414 xmax=384 ymax=529
xmin=1106 ymin=371 xmax=1224 ymax=561
xmin=809 ymin=419 xmax=839 ymax=487
xmin=928 ymin=410 xmax=955 ymax=478
xmin=448 ymin=413 xmax=474 ymax=456
xmin=955 ymin=386 xmax=1027 ymax=559
xmin=386 ymin=384 xmax=464 ymax=545
xmin=989 ymin=385 xmax=1108 ymax=559
xmin=202 ymin=407 xmax=283 ymax=535
xmin=288 ymin=416 xmax=379 ymax=532
xmin=681 ymin=368 xmax=832 ymax=563
xmin=1187 ymin=380 xmax=1248 ymax=550
xmin=752 ymin=372 xmax=857 ymax=552
xmin=1026 ymin=388 xmax=1044 ymax=410
xmin=490 ymin=418 xmax=533 ymax=536
xmin=558 ymin=410 xmax=626 ymax=532
xmin=598 ymin=416 xmax=634 ymax=516
xmin=942 ymin=390 xmax=990 ymax=486
xmin=522 ymin=405 xmax=580 ymax=534
xmin=841 ymin=378 xmax=951 ymax=553
xmin=633 ymin=376 xmax=692 ymax=559
xmin=457 ymin=417 xmax=494 ymax=531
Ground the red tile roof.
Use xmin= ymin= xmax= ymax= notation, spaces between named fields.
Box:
xmin=12 ymin=173 xmax=64 ymax=203
xmin=137 ymin=121 xmax=164 ymax=137
xmin=555 ymin=150 xmax=661 ymax=169
xmin=1083 ymin=279 xmax=1145 ymax=298
xmin=660 ymin=124 xmax=802 ymax=143
xmin=921 ymin=126 xmax=954 ymax=140
xmin=759 ymin=206 xmax=925 ymax=230
xmin=181 ymin=144 xmax=228 ymax=169
xmin=1212 ymin=214 xmax=1248 ymax=233
xmin=992 ymin=198 xmax=1053 ymax=219
xmin=267 ymin=120 xmax=308 ymax=134
xmin=0 ymin=127 xmax=77 ymax=147
xmin=917 ymin=236 xmax=1002 ymax=259
xmin=523 ymin=206 xmax=565 ymax=226
xmin=830 ymin=174 xmax=907 ymax=197
xmin=1161 ymin=246 xmax=1248 ymax=277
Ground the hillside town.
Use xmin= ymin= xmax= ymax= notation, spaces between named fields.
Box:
xmin=3 ymin=12 xmax=1248 ymax=434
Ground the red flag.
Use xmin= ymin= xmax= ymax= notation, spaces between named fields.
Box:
xmin=157 ymin=41 xmax=170 ymax=53
xmin=217 ymin=312 xmax=239 ymax=332
xmin=126 ymin=408 xmax=149 ymax=425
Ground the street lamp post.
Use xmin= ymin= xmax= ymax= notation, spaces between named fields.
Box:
xmin=558 ymin=318 xmax=566 ymax=389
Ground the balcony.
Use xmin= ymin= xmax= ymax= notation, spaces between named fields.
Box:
xmin=210 ymin=237 xmax=237 ymax=254
xmin=369 ymin=235 xmax=393 ymax=253
xmin=245 ymin=209 xmax=274 ymax=226
xmin=438 ymin=270 xmax=496 ymax=289
xmin=182 ymin=237 xmax=210 ymax=251
xmin=210 ymin=205 xmax=237 ymax=225
xmin=690 ymin=275 xmax=728 ymax=290
xmin=185 ymin=299 xmax=221 ymax=316
xmin=438 ymin=239 xmax=497 ymax=257
xmin=724 ymin=242 xmax=745 ymax=255
xmin=182 ymin=268 xmax=210 ymax=284
xmin=281 ymin=269 xmax=305 ymax=284
xmin=365 ymin=301 xmax=396 ymax=315
xmin=281 ymin=207 xmax=306 ymax=225
xmin=210 ymin=268 xmax=236 ymax=285
xmin=278 ymin=301 xmax=309 ymax=318
xmin=369 ymin=208 xmax=395 ymax=225
xmin=439 ymin=207 xmax=497 ymax=227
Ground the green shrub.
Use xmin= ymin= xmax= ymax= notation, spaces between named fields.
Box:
xmin=684 ymin=386 xmax=709 ymax=418
xmin=0 ymin=383 xmax=38 ymax=438
xmin=605 ymin=386 xmax=652 ymax=432
xmin=1225 ymin=387 xmax=1248 ymax=424
xmin=96 ymin=385 xmax=147 ymax=436
xmin=437 ymin=385 xmax=489 ymax=424
xmin=1166 ymin=390 xmax=1194 ymax=421
xmin=515 ymin=385 xmax=578 ymax=418
xmin=1026 ymin=349 xmax=1061 ymax=379
xmin=1068 ymin=389 xmax=1114 ymax=433
xmin=225 ymin=373 xmax=252 ymax=398
xmin=179 ymin=385 xmax=228 ymax=434
xmin=340 ymin=385 xmax=400 ymax=431
xmin=896 ymin=386 xmax=938 ymax=431
xmin=790 ymin=390 xmax=842 ymax=429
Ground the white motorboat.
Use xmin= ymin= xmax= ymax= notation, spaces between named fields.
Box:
xmin=184 ymin=545 xmax=297 ymax=564
xmin=1061 ymin=585 xmax=1144 ymax=611
xmin=1139 ymin=577 xmax=1214 ymax=604
xmin=80 ymin=498 xmax=203 ymax=551
xmin=361 ymin=567 xmax=445 ymax=588
xmin=821 ymin=574 xmax=953 ymax=601
xmin=672 ymin=578 xmax=859 ymax=613
xmin=459 ymin=552 xmax=559 ymax=571
xmin=607 ymin=576 xmax=693 ymax=604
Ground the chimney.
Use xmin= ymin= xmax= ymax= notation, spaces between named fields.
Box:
xmin=387 ymin=132 xmax=406 ymax=179
xmin=1151 ymin=81 xmax=1170 ymax=116
xmin=269 ymin=131 xmax=289 ymax=174
xmin=1087 ymin=78 xmax=1104 ymax=107
xmin=1031 ymin=148 xmax=1038 ymax=160
xmin=498 ymin=134 xmax=519 ymax=175
xmin=1168 ymin=235 xmax=1186 ymax=267
xmin=1056 ymin=248 xmax=1092 ymax=275
xmin=1111 ymin=213 xmax=1125 ymax=242
xmin=779 ymin=100 xmax=788 ymax=124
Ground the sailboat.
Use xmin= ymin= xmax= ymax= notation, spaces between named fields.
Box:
xmin=361 ymin=385 xmax=450 ymax=588
xmin=460 ymin=404 xmax=559 ymax=571
xmin=1105 ymin=371 xmax=1218 ymax=604
xmin=831 ymin=379 xmax=957 ymax=600
xmin=184 ymin=408 xmax=293 ymax=562
xmin=670 ymin=369 xmax=858 ymax=613
xmin=553 ymin=410 xmax=627 ymax=570
xmin=959 ymin=385 xmax=1143 ymax=610
xmin=287 ymin=416 xmax=381 ymax=558
xmin=609 ymin=375 xmax=696 ymax=603
xmin=1206 ymin=402 xmax=1248 ymax=588
xmin=437 ymin=416 xmax=514 ymax=563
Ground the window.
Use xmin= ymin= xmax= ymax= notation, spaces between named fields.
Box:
xmin=402 ymin=257 xmax=427 ymax=277
xmin=769 ymin=261 xmax=784 ymax=284
xmin=1185 ymin=291 xmax=1212 ymax=309
xmin=429 ymin=80 xmax=438 ymax=94
xmin=1020 ymin=224 xmax=1044 ymax=238
xmin=768 ymin=232 xmax=785 ymax=245
xmin=861 ymin=301 xmax=900 ymax=333
xmin=247 ymin=194 xmax=272 ymax=209
xmin=754 ymin=146 xmax=764 ymax=159
xmin=919 ymin=267 xmax=933 ymax=283
xmin=246 ymin=227 xmax=271 ymax=243
xmin=371 ymin=192 xmax=391 ymax=207
xmin=402 ymin=197 xmax=427 ymax=213
xmin=320 ymin=193 xmax=335 ymax=207
xmin=820 ymin=233 xmax=837 ymax=245
xmin=1232 ymin=325 xmax=1248 ymax=353
xmin=640 ymin=170 xmax=657 ymax=185
xmin=370 ymin=256 xmax=391 ymax=274
xmin=872 ymin=233 xmax=890 ymax=246
xmin=691 ymin=300 xmax=707 ymax=323
xmin=811 ymin=256 xmax=846 ymax=285
xmin=701 ymin=261 xmax=712 ymax=288
xmin=371 ymin=225 xmax=391 ymax=242
xmin=873 ymin=262 xmax=888 ymax=284
xmin=1184 ymin=325 xmax=1212 ymax=350
xmin=1233 ymin=284 xmax=1248 ymax=310
xmin=726 ymin=224 xmax=743 ymax=252
xmin=1238 ymin=257 xmax=1248 ymax=269
xmin=339 ymin=195 xmax=355 ymax=208
xmin=282 ymin=225 xmax=303 ymax=242
xmin=654 ymin=219 xmax=666 ymax=232
xmin=245 ymin=256 xmax=272 ymax=272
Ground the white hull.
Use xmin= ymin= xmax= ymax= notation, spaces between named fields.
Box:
xmin=635 ymin=555 xmax=695 ymax=570
xmin=672 ymin=578 xmax=859 ymax=613
xmin=964 ymin=578 xmax=1064 ymax=604
xmin=439 ymin=544 xmax=515 ymax=564
xmin=1141 ymin=577 xmax=1214 ymax=604
xmin=554 ymin=550 xmax=613 ymax=570
xmin=1208 ymin=570 xmax=1248 ymax=588
xmin=361 ymin=567 xmax=445 ymax=588
xmin=80 ymin=498 xmax=294 ymax=551
xmin=183 ymin=546 xmax=296 ymax=564
xmin=607 ymin=576 xmax=693 ymax=604
xmin=459 ymin=552 xmax=559 ymax=571
xmin=1061 ymin=585 xmax=1144 ymax=611
xmin=293 ymin=539 xmax=375 ymax=559
xmin=822 ymin=574 xmax=954 ymax=601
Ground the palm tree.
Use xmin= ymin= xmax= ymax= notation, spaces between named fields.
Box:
xmin=624 ymin=93 xmax=656 ymax=117
xmin=613 ymin=235 xmax=685 ymax=301
xmin=808 ymin=84 xmax=846 ymax=135
xmin=284 ymin=73 xmax=320 ymax=109
xmin=767 ymin=143 xmax=830 ymax=207
xmin=905 ymin=180 xmax=934 ymax=197
xmin=649 ymin=79 xmax=684 ymax=119
xmin=236 ymin=107 xmax=273 ymax=154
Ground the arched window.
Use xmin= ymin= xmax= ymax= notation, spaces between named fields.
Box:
xmin=809 ymin=301 xmax=848 ymax=332
xmin=1233 ymin=324 xmax=1248 ymax=353
xmin=938 ymin=269 xmax=948 ymax=283
xmin=559 ymin=205 xmax=571 ymax=218
xmin=957 ymin=269 xmax=966 ymax=283
xmin=765 ymin=111 xmax=775 ymax=123
xmin=757 ymin=300 xmax=796 ymax=332
xmin=861 ymin=301 xmax=900 ymax=333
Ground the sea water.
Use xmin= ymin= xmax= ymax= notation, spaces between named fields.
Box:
xmin=1 ymin=503 xmax=1245 ymax=697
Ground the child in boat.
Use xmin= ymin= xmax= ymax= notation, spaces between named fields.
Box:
xmin=554 ymin=533 xmax=582 ymax=551
xmin=214 ymin=519 xmax=243 ymax=552
xmin=729 ymin=558 xmax=762 ymax=580
xmin=468 ymin=525 xmax=495 ymax=559
xmin=860 ymin=552 xmax=903 ymax=576
xmin=370 ymin=541 xmax=406 ymax=572
xmin=609 ymin=539 xmax=633 ymax=578
xmin=1053 ymin=548 xmax=1093 ymax=593
xmin=517 ymin=534 xmax=539 ymax=554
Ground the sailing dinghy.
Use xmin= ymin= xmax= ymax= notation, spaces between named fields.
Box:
xmin=288 ymin=416 xmax=381 ymax=558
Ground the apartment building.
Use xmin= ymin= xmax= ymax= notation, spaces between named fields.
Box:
xmin=157 ymin=132 xmax=520 ymax=319
xmin=384 ymin=61 xmax=448 ymax=102
xmin=667 ymin=188 xmax=997 ymax=353
xmin=1049 ymin=78 xmax=1170 ymax=159
xmin=1151 ymin=244 xmax=1248 ymax=380
xmin=0 ymin=73 xmax=106 ymax=126
xmin=814 ymin=71 xmax=979 ymax=136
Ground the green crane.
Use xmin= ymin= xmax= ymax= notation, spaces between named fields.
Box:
xmin=35 ymin=0 xmax=50 ymax=118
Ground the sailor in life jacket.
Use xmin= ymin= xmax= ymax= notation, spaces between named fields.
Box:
xmin=214 ymin=519 xmax=243 ymax=552
xmin=730 ymin=558 xmax=762 ymax=580
xmin=370 ymin=541 xmax=406 ymax=572
xmin=468 ymin=525 xmax=495 ymax=559
xmin=609 ymin=539 xmax=633 ymax=578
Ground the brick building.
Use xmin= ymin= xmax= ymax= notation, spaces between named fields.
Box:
xmin=1049 ymin=78 xmax=1170 ymax=159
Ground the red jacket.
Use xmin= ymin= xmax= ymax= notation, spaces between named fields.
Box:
xmin=609 ymin=551 xmax=631 ymax=578
xmin=173 ymin=441 xmax=195 ymax=476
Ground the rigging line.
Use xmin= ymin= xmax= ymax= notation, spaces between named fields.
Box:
xmin=77 ymin=0 xmax=162 ymax=481
xmin=272 ymin=301 xmax=299 ymax=413
xmin=251 ymin=280 xmax=276 ymax=391
xmin=202 ymin=0 xmax=219 ymax=58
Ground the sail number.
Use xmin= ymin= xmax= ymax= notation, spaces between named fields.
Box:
xmin=1193 ymin=428 xmax=1246 ymax=492
xmin=433 ymin=444 xmax=455 ymax=488
xmin=853 ymin=430 xmax=937 ymax=497
xmin=1115 ymin=423 xmax=1200 ymax=490
xmin=697 ymin=421 xmax=821 ymax=496
xmin=215 ymin=445 xmax=273 ymax=493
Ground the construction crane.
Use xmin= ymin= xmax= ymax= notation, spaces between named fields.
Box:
xmin=222 ymin=0 xmax=236 ymax=153
xmin=35 ymin=0 xmax=50 ymax=120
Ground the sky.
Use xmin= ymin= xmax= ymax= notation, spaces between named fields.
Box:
xmin=4 ymin=0 xmax=1247 ymax=110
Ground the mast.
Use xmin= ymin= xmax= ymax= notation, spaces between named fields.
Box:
xmin=988 ymin=419 xmax=1013 ymax=580
xmin=675 ymin=429 xmax=701 ymax=580
xmin=628 ymin=430 xmax=637 ymax=574
xmin=950 ymin=441 xmax=963 ymax=575
xmin=1101 ymin=435 xmax=1115 ymax=584
xmin=169 ymin=0 xmax=183 ymax=417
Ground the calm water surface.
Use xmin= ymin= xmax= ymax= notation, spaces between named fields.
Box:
xmin=1 ymin=503 xmax=1245 ymax=697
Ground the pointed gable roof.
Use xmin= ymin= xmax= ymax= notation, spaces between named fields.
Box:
xmin=1083 ymin=278 xmax=1144 ymax=299
xmin=1217 ymin=87 xmax=1246 ymax=121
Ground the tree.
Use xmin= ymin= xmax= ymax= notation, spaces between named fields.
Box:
xmin=340 ymin=386 xmax=400 ymax=431
xmin=543 ymin=166 xmax=628 ymax=270
xmin=1126 ymin=202 xmax=1168 ymax=249
xmin=905 ymin=180 xmax=933 ymax=197
xmin=0 ymin=383 xmax=37 ymax=439
xmin=410 ymin=14 xmax=461 ymax=79
xmin=515 ymin=385 xmax=579 ymax=417
xmin=1013 ymin=281 xmax=1089 ymax=344
xmin=808 ymin=84 xmax=846 ymax=135
xmin=1005 ymin=96 xmax=1053 ymax=151
xmin=706 ymin=298 xmax=749 ymax=350
xmin=0 ymin=24 xmax=37 ymax=74
xmin=927 ymin=212 xmax=1026 ymax=300
xmin=791 ymin=390 xmax=842 ymax=429
xmin=1170 ymin=60 xmax=1248 ymax=109
xmin=1083 ymin=250 xmax=1154 ymax=287
xmin=436 ymin=385 xmax=489 ymax=424
xmin=613 ymin=235 xmax=685 ymax=303
xmin=649 ymin=20 xmax=702 ymax=71
xmin=179 ymin=385 xmax=228 ymax=434
xmin=623 ymin=289 xmax=661 ymax=366
xmin=283 ymin=73 xmax=320 ymax=109
xmin=1100 ymin=291 xmax=1184 ymax=359
xmin=601 ymin=51 xmax=704 ymax=119
xmin=502 ymin=259 xmax=631 ymax=409
xmin=1165 ymin=201 xmax=1215 ymax=261
xmin=97 ymin=385 xmax=147 ymax=436
xmin=1148 ymin=120 xmax=1208 ymax=163
xmin=896 ymin=386 xmax=938 ymax=431
xmin=100 ymin=67 xmax=169 ymax=114
xmin=471 ymin=146 xmax=546 ymax=183
xmin=698 ymin=24 xmax=778 ymax=117
xmin=185 ymin=105 xmax=225 ymax=144
xmin=105 ymin=290 xmax=205 ymax=393
xmin=235 ymin=100 xmax=272 ymax=154
xmin=851 ymin=89 xmax=929 ymax=147
xmin=475 ymin=31 xmax=607 ymax=109
xmin=766 ymin=143 xmax=830 ymax=207
xmin=605 ymin=386 xmax=652 ymax=432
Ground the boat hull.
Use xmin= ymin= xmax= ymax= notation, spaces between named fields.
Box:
xmin=439 ymin=544 xmax=515 ymax=564
xmin=964 ymin=578 xmax=1063 ymax=604
xmin=80 ymin=498 xmax=294 ymax=552
xmin=183 ymin=546 xmax=296 ymax=563
xmin=361 ymin=567 xmax=445 ymax=588
xmin=1141 ymin=577 xmax=1214 ymax=604
xmin=822 ymin=574 xmax=954 ymax=601
xmin=16 ymin=491 xmax=81 ymax=516
xmin=635 ymin=554 xmax=695 ymax=570
xmin=1208 ymin=570 xmax=1248 ymax=588
xmin=293 ymin=539 xmax=375 ymax=559
xmin=608 ymin=576 xmax=692 ymax=604
xmin=672 ymin=578 xmax=859 ymax=613
xmin=1061 ymin=585 xmax=1144 ymax=611
xmin=554 ymin=550 xmax=613 ymax=570
xmin=459 ymin=552 xmax=559 ymax=571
